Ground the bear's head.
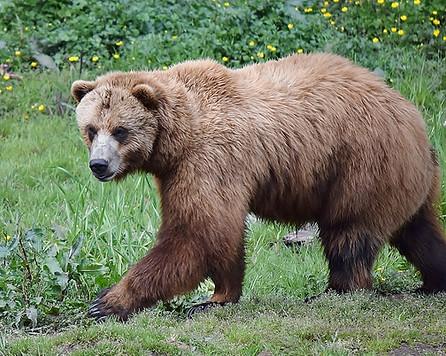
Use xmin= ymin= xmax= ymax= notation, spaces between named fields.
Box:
xmin=71 ymin=76 xmax=165 ymax=181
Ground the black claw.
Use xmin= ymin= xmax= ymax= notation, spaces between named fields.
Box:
xmin=87 ymin=288 xmax=112 ymax=320
xmin=88 ymin=309 xmax=102 ymax=317
xmin=89 ymin=301 xmax=102 ymax=310
xmin=86 ymin=286 xmax=131 ymax=323
xmin=187 ymin=301 xmax=225 ymax=319
xmin=304 ymin=295 xmax=319 ymax=303
xmin=96 ymin=315 xmax=108 ymax=323
xmin=88 ymin=304 xmax=101 ymax=314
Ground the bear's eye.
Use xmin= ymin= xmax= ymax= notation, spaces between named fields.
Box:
xmin=112 ymin=126 xmax=129 ymax=143
xmin=86 ymin=126 xmax=97 ymax=142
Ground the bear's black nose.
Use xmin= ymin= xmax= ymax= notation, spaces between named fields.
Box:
xmin=89 ymin=159 xmax=109 ymax=175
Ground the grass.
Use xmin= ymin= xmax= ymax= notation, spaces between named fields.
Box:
xmin=1 ymin=1 xmax=446 ymax=354
xmin=3 ymin=293 xmax=446 ymax=355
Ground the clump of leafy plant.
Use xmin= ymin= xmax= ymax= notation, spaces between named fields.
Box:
xmin=0 ymin=222 xmax=108 ymax=327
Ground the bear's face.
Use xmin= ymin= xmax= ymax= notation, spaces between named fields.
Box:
xmin=71 ymin=80 xmax=160 ymax=181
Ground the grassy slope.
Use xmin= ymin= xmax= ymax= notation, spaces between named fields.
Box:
xmin=1 ymin=47 xmax=446 ymax=354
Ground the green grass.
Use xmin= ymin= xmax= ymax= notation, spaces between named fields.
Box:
xmin=3 ymin=293 xmax=446 ymax=355
xmin=1 ymin=1 xmax=446 ymax=354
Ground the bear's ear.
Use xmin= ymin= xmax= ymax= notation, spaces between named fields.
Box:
xmin=71 ymin=80 xmax=96 ymax=103
xmin=131 ymin=84 xmax=162 ymax=111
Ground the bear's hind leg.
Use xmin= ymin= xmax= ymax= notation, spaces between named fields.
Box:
xmin=391 ymin=203 xmax=446 ymax=293
xmin=320 ymin=226 xmax=383 ymax=292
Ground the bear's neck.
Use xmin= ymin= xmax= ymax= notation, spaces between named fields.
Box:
xmin=143 ymin=75 xmax=195 ymax=178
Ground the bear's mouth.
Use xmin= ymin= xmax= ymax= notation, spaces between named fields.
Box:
xmin=93 ymin=172 xmax=115 ymax=182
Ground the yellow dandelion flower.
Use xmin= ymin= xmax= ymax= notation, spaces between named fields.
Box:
xmin=372 ymin=37 xmax=380 ymax=43
xmin=5 ymin=235 xmax=11 ymax=241
xmin=304 ymin=7 xmax=313 ymax=13
xmin=391 ymin=2 xmax=399 ymax=8
xmin=383 ymin=28 xmax=388 ymax=34
xmin=341 ymin=6 xmax=348 ymax=12
xmin=92 ymin=55 xmax=99 ymax=63
xmin=38 ymin=104 xmax=46 ymax=112
xmin=31 ymin=62 xmax=38 ymax=68
xmin=266 ymin=44 xmax=273 ymax=50
xmin=323 ymin=12 xmax=332 ymax=18
xmin=330 ymin=20 xmax=336 ymax=25
xmin=3 ymin=73 xmax=10 ymax=81
xmin=413 ymin=0 xmax=420 ymax=4
xmin=378 ymin=0 xmax=384 ymax=4
xmin=172 ymin=35 xmax=178 ymax=40
xmin=113 ymin=53 xmax=120 ymax=59
xmin=162 ymin=65 xmax=168 ymax=70
xmin=297 ymin=48 xmax=304 ymax=54
xmin=288 ymin=23 xmax=294 ymax=30
xmin=400 ymin=15 xmax=407 ymax=21
xmin=432 ymin=10 xmax=437 ymax=15
xmin=15 ymin=50 xmax=21 ymax=57
xmin=257 ymin=51 xmax=265 ymax=58
xmin=115 ymin=40 xmax=124 ymax=46
xmin=354 ymin=1 xmax=359 ymax=4
xmin=222 ymin=56 xmax=229 ymax=62
xmin=334 ymin=0 xmax=339 ymax=3
xmin=433 ymin=29 xmax=440 ymax=37
xmin=248 ymin=40 xmax=255 ymax=46
xmin=433 ymin=19 xmax=440 ymax=26
xmin=324 ymin=1 xmax=329 ymax=6
xmin=391 ymin=27 xmax=397 ymax=33
xmin=5 ymin=85 xmax=12 ymax=91
xmin=68 ymin=56 xmax=79 ymax=62
xmin=223 ymin=2 xmax=230 ymax=7
xmin=398 ymin=29 xmax=405 ymax=35
xmin=443 ymin=35 xmax=446 ymax=41
xmin=320 ymin=8 xmax=327 ymax=13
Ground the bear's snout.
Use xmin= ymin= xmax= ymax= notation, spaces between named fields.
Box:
xmin=88 ymin=132 xmax=122 ymax=181
xmin=89 ymin=159 xmax=109 ymax=177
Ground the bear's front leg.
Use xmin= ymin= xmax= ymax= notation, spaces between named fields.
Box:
xmin=87 ymin=230 xmax=209 ymax=321
xmin=88 ymin=212 xmax=247 ymax=321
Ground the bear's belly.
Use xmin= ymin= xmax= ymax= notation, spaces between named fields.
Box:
xmin=249 ymin=186 xmax=321 ymax=225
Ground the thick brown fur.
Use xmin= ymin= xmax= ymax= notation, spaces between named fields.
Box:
xmin=72 ymin=53 xmax=446 ymax=321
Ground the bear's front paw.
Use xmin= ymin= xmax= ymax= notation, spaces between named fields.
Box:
xmin=88 ymin=286 xmax=134 ymax=322
xmin=186 ymin=301 xmax=226 ymax=319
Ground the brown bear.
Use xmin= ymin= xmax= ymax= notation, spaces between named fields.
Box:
xmin=71 ymin=53 xmax=446 ymax=321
